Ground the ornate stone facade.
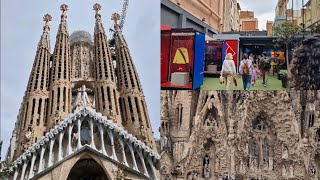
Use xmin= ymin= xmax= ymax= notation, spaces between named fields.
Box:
xmin=159 ymin=90 xmax=320 ymax=180
xmin=8 ymin=3 xmax=159 ymax=180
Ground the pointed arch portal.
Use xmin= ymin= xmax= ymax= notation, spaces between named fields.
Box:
xmin=67 ymin=159 xmax=110 ymax=180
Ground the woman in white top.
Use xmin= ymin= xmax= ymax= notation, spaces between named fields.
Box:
xmin=220 ymin=53 xmax=236 ymax=90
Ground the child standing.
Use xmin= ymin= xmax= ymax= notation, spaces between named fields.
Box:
xmin=252 ymin=64 xmax=259 ymax=86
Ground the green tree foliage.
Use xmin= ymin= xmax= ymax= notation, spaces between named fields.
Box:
xmin=273 ymin=22 xmax=302 ymax=65
xmin=312 ymin=23 xmax=320 ymax=35
xmin=0 ymin=161 xmax=13 ymax=179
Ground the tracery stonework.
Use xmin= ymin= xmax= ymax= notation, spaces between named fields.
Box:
xmin=159 ymin=90 xmax=320 ymax=180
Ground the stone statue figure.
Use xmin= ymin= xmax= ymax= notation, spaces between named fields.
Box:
xmin=309 ymin=165 xmax=317 ymax=177
xmin=74 ymin=85 xmax=93 ymax=109
xmin=187 ymin=171 xmax=199 ymax=180
xmin=204 ymin=156 xmax=210 ymax=178
xmin=175 ymin=165 xmax=183 ymax=175
xmin=269 ymin=157 xmax=274 ymax=171
xmin=160 ymin=136 xmax=170 ymax=150
xmin=282 ymin=145 xmax=288 ymax=159
xmin=289 ymin=165 xmax=294 ymax=178
xmin=25 ymin=129 xmax=33 ymax=141
xmin=193 ymin=172 xmax=199 ymax=179
xmin=282 ymin=165 xmax=287 ymax=177
xmin=204 ymin=116 xmax=217 ymax=128
xmin=187 ymin=173 xmax=193 ymax=180
xmin=239 ymin=160 xmax=246 ymax=173
xmin=245 ymin=143 xmax=249 ymax=155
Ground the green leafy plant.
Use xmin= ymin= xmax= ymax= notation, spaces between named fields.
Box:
xmin=0 ymin=161 xmax=13 ymax=179
xmin=311 ymin=23 xmax=320 ymax=35
xmin=273 ymin=22 xmax=302 ymax=65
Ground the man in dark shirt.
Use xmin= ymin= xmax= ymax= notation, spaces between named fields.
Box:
xmin=259 ymin=52 xmax=271 ymax=87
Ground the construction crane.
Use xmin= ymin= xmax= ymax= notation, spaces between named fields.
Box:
xmin=119 ymin=0 xmax=129 ymax=31
xmin=109 ymin=0 xmax=129 ymax=59
xmin=109 ymin=0 xmax=129 ymax=34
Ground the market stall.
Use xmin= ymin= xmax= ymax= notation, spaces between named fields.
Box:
xmin=161 ymin=29 xmax=205 ymax=90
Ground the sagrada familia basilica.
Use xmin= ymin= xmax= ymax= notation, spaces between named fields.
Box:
xmin=5 ymin=3 xmax=159 ymax=180
xmin=159 ymin=90 xmax=320 ymax=180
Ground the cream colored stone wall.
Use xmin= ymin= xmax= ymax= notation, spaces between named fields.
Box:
xmin=267 ymin=21 xmax=273 ymax=36
xmin=169 ymin=0 xmax=224 ymax=31
xmin=276 ymin=0 xmax=288 ymax=16
xmin=160 ymin=90 xmax=320 ymax=179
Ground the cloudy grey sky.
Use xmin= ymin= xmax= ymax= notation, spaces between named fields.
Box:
xmin=238 ymin=0 xmax=278 ymax=30
xmin=1 ymin=0 xmax=160 ymax=157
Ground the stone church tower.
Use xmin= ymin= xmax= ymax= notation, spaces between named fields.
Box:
xmin=93 ymin=4 xmax=121 ymax=125
xmin=112 ymin=13 xmax=156 ymax=149
xmin=159 ymin=90 xmax=320 ymax=180
xmin=47 ymin=4 xmax=72 ymax=129
xmin=8 ymin=4 xmax=159 ymax=180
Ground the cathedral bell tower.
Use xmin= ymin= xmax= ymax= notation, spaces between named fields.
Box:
xmin=47 ymin=4 xmax=72 ymax=128
xmin=92 ymin=3 xmax=122 ymax=125
xmin=112 ymin=13 xmax=156 ymax=149
xmin=13 ymin=14 xmax=52 ymax=159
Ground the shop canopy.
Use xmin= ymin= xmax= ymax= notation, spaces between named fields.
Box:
xmin=161 ymin=24 xmax=172 ymax=31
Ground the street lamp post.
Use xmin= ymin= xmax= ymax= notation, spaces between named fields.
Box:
xmin=302 ymin=0 xmax=305 ymax=39
xmin=292 ymin=0 xmax=294 ymax=23
xmin=0 ymin=140 xmax=2 ymax=162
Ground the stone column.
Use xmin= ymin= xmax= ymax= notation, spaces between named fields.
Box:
xmin=107 ymin=130 xmax=118 ymax=161
xmin=28 ymin=154 xmax=36 ymax=178
xmin=138 ymin=150 xmax=149 ymax=177
xmin=99 ymin=125 xmax=107 ymax=155
xmin=128 ymin=142 xmax=139 ymax=171
xmin=58 ymin=132 xmax=64 ymax=161
xmin=13 ymin=169 xmax=19 ymax=180
xmin=147 ymin=157 xmax=158 ymax=180
xmin=89 ymin=119 xmax=96 ymax=149
xmin=38 ymin=146 xmax=45 ymax=173
xmin=67 ymin=125 xmax=72 ymax=155
xmin=77 ymin=119 xmax=81 ymax=149
xmin=119 ymin=139 xmax=128 ymax=166
xmin=20 ymin=162 xmax=27 ymax=180
xmin=48 ymin=139 xmax=54 ymax=167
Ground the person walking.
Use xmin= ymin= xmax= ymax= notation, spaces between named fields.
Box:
xmin=220 ymin=53 xmax=237 ymax=90
xmin=259 ymin=52 xmax=271 ymax=87
xmin=239 ymin=53 xmax=253 ymax=90
xmin=249 ymin=53 xmax=254 ymax=61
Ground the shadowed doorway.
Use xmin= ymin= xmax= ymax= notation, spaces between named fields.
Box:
xmin=67 ymin=159 xmax=109 ymax=180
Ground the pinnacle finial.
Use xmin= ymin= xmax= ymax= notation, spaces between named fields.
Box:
xmin=60 ymin=4 xmax=68 ymax=20
xmin=111 ymin=13 xmax=120 ymax=31
xmin=43 ymin=14 xmax=52 ymax=32
xmin=93 ymin=3 xmax=102 ymax=20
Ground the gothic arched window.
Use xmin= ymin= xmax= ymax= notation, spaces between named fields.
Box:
xmin=248 ymin=116 xmax=273 ymax=170
xmin=315 ymin=129 xmax=320 ymax=143
xmin=176 ymin=104 xmax=183 ymax=127
xmin=308 ymin=111 xmax=315 ymax=128
xmin=253 ymin=116 xmax=266 ymax=131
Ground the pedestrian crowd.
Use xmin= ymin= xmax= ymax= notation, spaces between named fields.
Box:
xmin=220 ymin=52 xmax=284 ymax=90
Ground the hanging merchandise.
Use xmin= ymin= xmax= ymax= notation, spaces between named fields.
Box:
xmin=205 ymin=41 xmax=223 ymax=74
